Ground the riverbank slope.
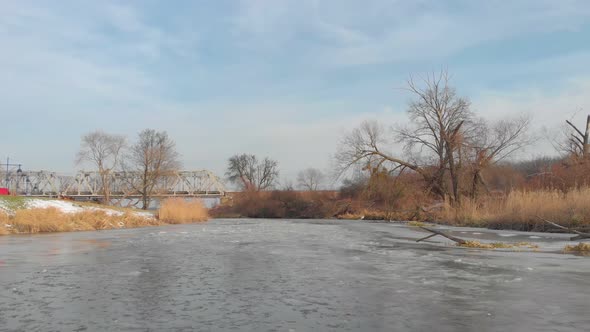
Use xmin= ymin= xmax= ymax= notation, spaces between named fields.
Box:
xmin=0 ymin=197 xmax=207 ymax=235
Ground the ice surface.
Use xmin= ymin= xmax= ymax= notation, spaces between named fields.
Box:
xmin=0 ymin=219 xmax=588 ymax=331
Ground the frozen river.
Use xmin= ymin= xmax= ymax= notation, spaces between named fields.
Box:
xmin=0 ymin=219 xmax=588 ymax=331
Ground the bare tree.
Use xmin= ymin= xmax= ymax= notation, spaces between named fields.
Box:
xmin=466 ymin=116 xmax=531 ymax=198
xmin=76 ymin=130 xmax=126 ymax=204
xmin=226 ymin=154 xmax=279 ymax=191
xmin=336 ymin=121 xmax=425 ymax=182
xmin=125 ymin=129 xmax=181 ymax=209
xmin=336 ymin=71 xmax=473 ymax=203
xmin=397 ymin=70 xmax=473 ymax=203
xmin=297 ymin=168 xmax=325 ymax=191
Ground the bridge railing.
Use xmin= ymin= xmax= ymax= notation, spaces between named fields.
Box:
xmin=2 ymin=170 xmax=226 ymax=197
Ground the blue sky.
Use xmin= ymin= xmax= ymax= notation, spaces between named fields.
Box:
xmin=1 ymin=0 xmax=590 ymax=183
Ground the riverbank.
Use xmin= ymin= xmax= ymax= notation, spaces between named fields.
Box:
xmin=0 ymin=197 xmax=207 ymax=235
xmin=211 ymin=188 xmax=590 ymax=232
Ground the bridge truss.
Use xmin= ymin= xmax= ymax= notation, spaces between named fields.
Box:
xmin=1 ymin=170 xmax=226 ymax=198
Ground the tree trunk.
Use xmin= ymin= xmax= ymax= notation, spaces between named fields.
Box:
xmin=446 ymin=121 xmax=465 ymax=205
xmin=142 ymin=167 xmax=149 ymax=210
xmin=416 ymin=226 xmax=467 ymax=244
xmin=470 ymin=171 xmax=479 ymax=199
xmin=446 ymin=142 xmax=460 ymax=205
xmin=102 ymin=171 xmax=110 ymax=205
xmin=584 ymin=114 xmax=590 ymax=158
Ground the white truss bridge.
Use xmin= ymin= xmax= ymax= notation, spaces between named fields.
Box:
xmin=2 ymin=170 xmax=226 ymax=198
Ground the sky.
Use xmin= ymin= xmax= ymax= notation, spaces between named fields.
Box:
xmin=1 ymin=0 xmax=590 ymax=184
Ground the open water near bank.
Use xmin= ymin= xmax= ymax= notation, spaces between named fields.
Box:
xmin=0 ymin=219 xmax=588 ymax=331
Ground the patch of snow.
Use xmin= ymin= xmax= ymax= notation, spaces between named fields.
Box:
xmin=498 ymin=233 xmax=517 ymax=237
xmin=133 ymin=211 xmax=155 ymax=219
xmin=86 ymin=207 xmax=123 ymax=216
xmin=27 ymin=199 xmax=84 ymax=213
xmin=20 ymin=198 xmax=150 ymax=218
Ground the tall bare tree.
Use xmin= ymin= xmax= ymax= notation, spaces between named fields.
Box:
xmin=76 ymin=130 xmax=126 ymax=204
xmin=226 ymin=154 xmax=279 ymax=191
xmin=126 ymin=129 xmax=181 ymax=209
xmin=297 ymin=168 xmax=325 ymax=191
xmin=336 ymin=71 xmax=473 ymax=203
xmin=397 ymin=70 xmax=473 ymax=203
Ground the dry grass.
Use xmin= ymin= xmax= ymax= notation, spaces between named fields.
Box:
xmin=336 ymin=210 xmax=389 ymax=220
xmin=459 ymin=240 xmax=496 ymax=249
xmin=0 ymin=198 xmax=209 ymax=236
xmin=337 ymin=212 xmax=364 ymax=220
xmin=563 ymin=242 xmax=590 ymax=255
xmin=439 ymin=188 xmax=590 ymax=230
xmin=458 ymin=240 xmax=539 ymax=250
xmin=0 ymin=207 xmax=162 ymax=235
xmin=0 ymin=212 xmax=11 ymax=234
xmin=0 ymin=213 xmax=9 ymax=235
xmin=158 ymin=198 xmax=208 ymax=224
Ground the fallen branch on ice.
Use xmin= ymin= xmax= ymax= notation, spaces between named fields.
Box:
xmin=415 ymin=226 xmax=467 ymax=245
xmin=537 ymin=216 xmax=590 ymax=241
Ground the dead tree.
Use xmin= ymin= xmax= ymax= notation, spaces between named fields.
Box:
xmin=565 ymin=114 xmax=590 ymax=159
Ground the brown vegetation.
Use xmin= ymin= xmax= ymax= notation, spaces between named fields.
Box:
xmin=214 ymin=162 xmax=590 ymax=233
xmin=0 ymin=198 xmax=210 ymax=235
xmin=214 ymin=103 xmax=590 ymax=235
xmin=437 ymin=188 xmax=590 ymax=230
xmin=158 ymin=198 xmax=208 ymax=223
xmin=210 ymin=190 xmax=340 ymax=219
xmin=459 ymin=240 xmax=539 ymax=250
xmin=563 ymin=242 xmax=590 ymax=255
xmin=0 ymin=207 xmax=161 ymax=234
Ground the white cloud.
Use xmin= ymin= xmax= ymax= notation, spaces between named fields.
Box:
xmin=233 ymin=0 xmax=590 ymax=66
xmin=1 ymin=0 xmax=590 ymax=181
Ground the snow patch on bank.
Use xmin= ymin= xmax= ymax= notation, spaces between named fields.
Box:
xmin=0 ymin=198 xmax=153 ymax=219
xmin=27 ymin=199 xmax=85 ymax=214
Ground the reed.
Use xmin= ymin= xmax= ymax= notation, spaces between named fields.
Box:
xmin=158 ymin=198 xmax=208 ymax=224
xmin=440 ymin=188 xmax=590 ymax=229
xmin=0 ymin=207 xmax=162 ymax=235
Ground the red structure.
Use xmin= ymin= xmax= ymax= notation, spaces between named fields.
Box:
xmin=0 ymin=188 xmax=10 ymax=195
